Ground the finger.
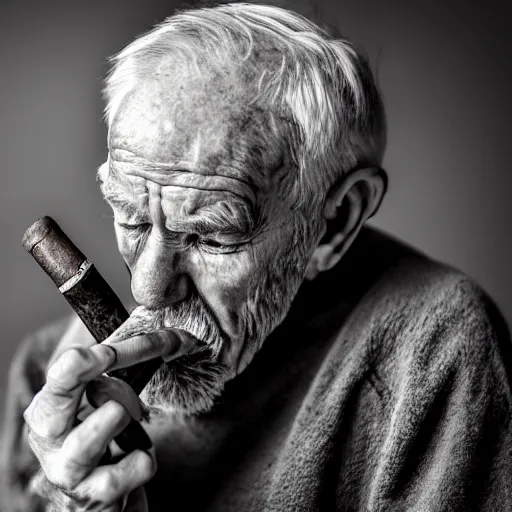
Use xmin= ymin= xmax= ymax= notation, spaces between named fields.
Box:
xmin=103 ymin=329 xmax=197 ymax=371
xmin=73 ymin=449 xmax=156 ymax=506
xmin=77 ymin=395 xmax=96 ymax=422
xmin=46 ymin=344 xmax=117 ymax=394
xmin=86 ymin=376 xmax=142 ymax=422
xmin=29 ymin=468 xmax=124 ymax=512
xmin=23 ymin=345 xmax=116 ymax=440
xmin=50 ymin=401 xmax=131 ymax=488
xmin=47 ymin=315 xmax=97 ymax=369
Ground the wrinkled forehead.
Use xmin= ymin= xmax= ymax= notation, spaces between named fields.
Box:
xmin=108 ymin=59 xmax=285 ymax=192
xmin=101 ymin=164 xmax=256 ymax=235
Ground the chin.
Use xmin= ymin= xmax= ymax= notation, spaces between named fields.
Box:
xmin=139 ymin=346 xmax=231 ymax=417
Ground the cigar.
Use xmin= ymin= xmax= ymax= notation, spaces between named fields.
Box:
xmin=22 ymin=216 xmax=160 ymax=453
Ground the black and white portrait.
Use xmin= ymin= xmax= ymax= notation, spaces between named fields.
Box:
xmin=1 ymin=1 xmax=511 ymax=510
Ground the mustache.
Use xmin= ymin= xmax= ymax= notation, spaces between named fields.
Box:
xmin=128 ymin=296 xmax=225 ymax=358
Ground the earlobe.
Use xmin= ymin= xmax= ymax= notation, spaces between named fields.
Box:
xmin=305 ymin=167 xmax=387 ymax=281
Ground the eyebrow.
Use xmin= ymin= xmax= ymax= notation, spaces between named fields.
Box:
xmin=105 ymin=196 xmax=256 ymax=240
xmin=106 ymin=195 xmax=147 ymax=219
xmin=101 ymin=179 xmax=257 ymax=238
xmin=97 ymin=167 xmax=149 ymax=220
xmin=98 ymin=161 xmax=259 ymax=238
xmin=169 ymin=201 xmax=258 ymax=239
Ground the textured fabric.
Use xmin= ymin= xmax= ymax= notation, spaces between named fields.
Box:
xmin=1 ymin=227 xmax=511 ymax=511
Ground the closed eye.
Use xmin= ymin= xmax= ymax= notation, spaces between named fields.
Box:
xmin=117 ymin=222 xmax=151 ymax=232
xmin=198 ymin=237 xmax=247 ymax=254
xmin=201 ymin=239 xmax=223 ymax=248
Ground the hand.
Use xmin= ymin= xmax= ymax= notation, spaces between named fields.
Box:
xmin=22 ymin=320 xmax=195 ymax=511
xmin=23 ymin=342 xmax=153 ymax=511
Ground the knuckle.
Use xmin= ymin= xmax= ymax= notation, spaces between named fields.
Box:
xmin=23 ymin=388 xmax=75 ymax=441
xmin=26 ymin=424 xmax=58 ymax=460
xmin=95 ymin=471 xmax=120 ymax=500
xmin=25 ymin=426 xmax=39 ymax=452
xmin=48 ymin=490 xmax=87 ymax=512
xmin=22 ymin=391 xmax=42 ymax=425
xmin=22 ymin=411 xmax=32 ymax=430
xmin=30 ymin=468 xmax=91 ymax=511
xmin=45 ymin=466 xmax=67 ymax=489
xmin=25 ymin=409 xmax=64 ymax=442
xmin=27 ymin=420 xmax=54 ymax=442
xmin=22 ymin=403 xmax=32 ymax=425
xmin=47 ymin=347 xmax=90 ymax=386
xmin=45 ymin=457 xmax=76 ymax=490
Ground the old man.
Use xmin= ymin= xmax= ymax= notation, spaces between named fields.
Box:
xmin=1 ymin=3 xmax=511 ymax=511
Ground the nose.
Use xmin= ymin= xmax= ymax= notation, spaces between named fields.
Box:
xmin=130 ymin=231 xmax=190 ymax=310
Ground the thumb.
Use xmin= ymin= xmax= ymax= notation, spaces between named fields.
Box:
xmin=86 ymin=375 xmax=142 ymax=422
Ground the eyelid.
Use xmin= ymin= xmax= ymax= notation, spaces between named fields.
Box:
xmin=198 ymin=236 xmax=248 ymax=254
xmin=200 ymin=244 xmax=244 ymax=255
xmin=116 ymin=221 xmax=150 ymax=230
xmin=116 ymin=218 xmax=248 ymax=250
xmin=201 ymin=232 xmax=248 ymax=245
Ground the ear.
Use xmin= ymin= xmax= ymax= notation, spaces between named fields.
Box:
xmin=305 ymin=167 xmax=387 ymax=280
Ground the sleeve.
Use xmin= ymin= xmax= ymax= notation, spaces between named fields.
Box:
xmin=360 ymin=277 xmax=512 ymax=511
xmin=0 ymin=318 xmax=71 ymax=512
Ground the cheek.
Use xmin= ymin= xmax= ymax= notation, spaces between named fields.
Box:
xmin=188 ymin=250 xmax=254 ymax=312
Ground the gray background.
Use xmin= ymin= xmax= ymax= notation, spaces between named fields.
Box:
xmin=1 ymin=0 xmax=511 ymax=414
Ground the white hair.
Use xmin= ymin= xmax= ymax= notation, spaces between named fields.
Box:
xmin=104 ymin=2 xmax=386 ymax=207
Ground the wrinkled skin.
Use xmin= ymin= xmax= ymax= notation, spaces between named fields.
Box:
xmin=23 ymin=60 xmax=321 ymax=511
xmin=99 ymin=58 xmax=319 ymax=409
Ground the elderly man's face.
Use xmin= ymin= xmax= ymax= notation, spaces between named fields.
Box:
xmin=99 ymin=60 xmax=318 ymax=413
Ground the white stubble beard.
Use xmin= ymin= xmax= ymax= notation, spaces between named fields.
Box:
xmin=135 ymin=216 xmax=317 ymax=417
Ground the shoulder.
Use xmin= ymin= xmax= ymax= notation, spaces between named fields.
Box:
xmin=344 ymin=229 xmax=511 ymax=387
xmin=324 ymin=231 xmax=512 ymax=510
